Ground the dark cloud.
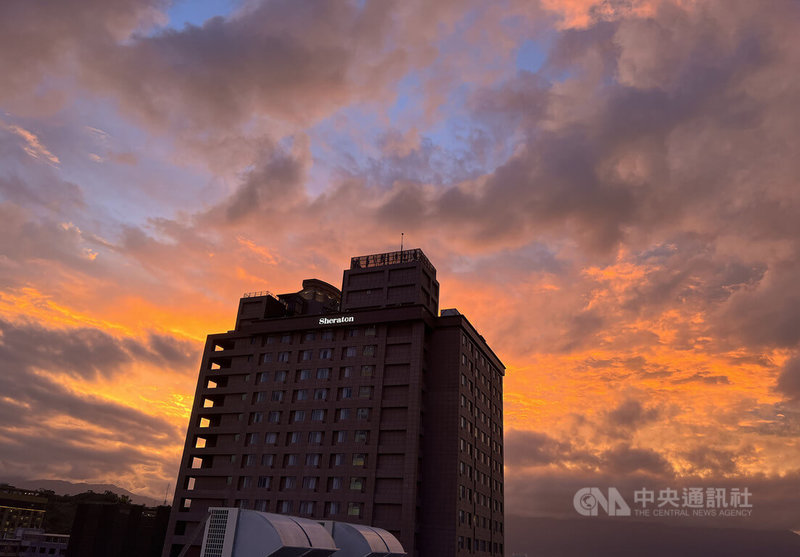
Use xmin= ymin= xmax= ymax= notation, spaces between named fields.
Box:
xmin=776 ymin=356 xmax=800 ymax=400
xmin=606 ymin=398 xmax=660 ymax=429
xmin=0 ymin=319 xmax=196 ymax=380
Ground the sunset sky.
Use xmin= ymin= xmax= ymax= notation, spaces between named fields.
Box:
xmin=1 ymin=0 xmax=799 ymax=533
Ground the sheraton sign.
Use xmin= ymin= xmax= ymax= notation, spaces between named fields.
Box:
xmin=318 ymin=316 xmax=355 ymax=325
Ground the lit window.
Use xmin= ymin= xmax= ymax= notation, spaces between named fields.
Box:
xmin=350 ymin=477 xmax=365 ymax=491
xmin=347 ymin=502 xmax=362 ymax=517
xmin=358 ymin=386 xmax=373 ymax=399
xmin=354 ymin=430 xmax=368 ymax=443
xmin=352 ymin=453 xmax=366 ymax=466
xmin=360 ymin=365 xmax=374 ymax=377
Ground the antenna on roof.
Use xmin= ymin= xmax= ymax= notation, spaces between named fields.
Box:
xmin=163 ymin=482 xmax=170 ymax=506
xmin=400 ymin=232 xmax=404 ymax=253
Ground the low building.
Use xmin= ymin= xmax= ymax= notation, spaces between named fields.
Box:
xmin=0 ymin=486 xmax=47 ymax=539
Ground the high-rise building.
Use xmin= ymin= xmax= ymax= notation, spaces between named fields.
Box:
xmin=162 ymin=249 xmax=505 ymax=557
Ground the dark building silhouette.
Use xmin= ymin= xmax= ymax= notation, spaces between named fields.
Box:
xmin=66 ymin=503 xmax=169 ymax=557
xmin=163 ymin=249 xmax=505 ymax=557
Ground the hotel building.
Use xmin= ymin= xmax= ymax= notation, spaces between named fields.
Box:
xmin=163 ymin=249 xmax=505 ymax=557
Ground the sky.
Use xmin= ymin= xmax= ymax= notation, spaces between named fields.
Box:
xmin=1 ymin=0 xmax=800 ymax=535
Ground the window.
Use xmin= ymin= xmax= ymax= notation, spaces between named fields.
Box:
xmin=261 ymin=353 xmax=273 ymax=364
xmin=300 ymin=349 xmax=313 ymax=361
xmin=311 ymin=409 xmax=325 ymax=421
xmin=329 ymin=476 xmax=343 ymax=490
xmin=356 ymin=407 xmax=370 ymax=420
xmin=314 ymin=389 xmax=328 ymax=401
xmin=295 ymin=389 xmax=309 ymax=401
xmin=363 ymin=345 xmax=376 ymax=357
xmin=354 ymin=430 xmax=368 ymax=443
xmin=257 ymin=371 xmax=269 ymax=383
xmin=350 ymin=477 xmax=365 ymax=491
xmin=334 ymin=430 xmax=347 ymax=443
xmin=326 ymin=502 xmax=340 ymax=516
xmin=292 ymin=410 xmax=306 ymax=423
xmin=343 ymin=346 xmax=357 ymax=358
xmin=304 ymin=331 xmax=316 ymax=342
xmin=238 ymin=476 xmax=251 ymax=489
xmin=331 ymin=453 xmax=345 ymax=466
xmin=244 ymin=454 xmax=257 ymax=467
xmin=321 ymin=329 xmax=334 ymax=340
xmin=341 ymin=366 xmax=354 ymax=378
xmin=257 ymin=476 xmax=271 ymax=488
xmin=348 ymin=327 xmax=360 ymax=337
xmin=254 ymin=499 xmax=268 ymax=512
xmin=265 ymin=432 xmax=277 ymax=445
xmin=250 ymin=412 xmax=264 ymax=424
xmin=302 ymin=476 xmax=318 ymax=490
xmin=340 ymin=387 xmax=353 ymax=400
xmin=352 ymin=453 xmax=366 ymax=466
xmin=308 ymin=431 xmax=323 ymax=444
xmin=316 ymin=367 xmax=331 ymax=379
xmin=299 ymin=501 xmax=315 ymax=515
xmin=278 ymin=500 xmax=292 ymax=513
xmin=275 ymin=370 xmax=287 ymax=382
xmin=305 ymin=453 xmax=321 ymax=467
xmin=281 ymin=476 xmax=296 ymax=490
xmin=358 ymin=386 xmax=373 ymax=399
xmin=365 ymin=325 xmax=376 ymax=336
xmin=285 ymin=454 xmax=299 ymax=466
xmin=337 ymin=408 xmax=351 ymax=420
xmin=288 ymin=432 xmax=301 ymax=445
xmin=360 ymin=365 xmax=374 ymax=377
xmin=281 ymin=334 xmax=292 ymax=344
xmin=278 ymin=351 xmax=290 ymax=362
xmin=319 ymin=348 xmax=333 ymax=359
xmin=246 ymin=432 xmax=259 ymax=446
xmin=298 ymin=369 xmax=312 ymax=381
xmin=261 ymin=454 xmax=274 ymax=466
xmin=347 ymin=502 xmax=362 ymax=517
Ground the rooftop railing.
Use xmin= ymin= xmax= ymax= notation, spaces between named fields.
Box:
xmin=242 ymin=290 xmax=276 ymax=299
xmin=350 ymin=248 xmax=435 ymax=275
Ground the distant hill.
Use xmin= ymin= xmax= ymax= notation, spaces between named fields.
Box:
xmin=1 ymin=478 xmax=163 ymax=507
xmin=506 ymin=515 xmax=800 ymax=557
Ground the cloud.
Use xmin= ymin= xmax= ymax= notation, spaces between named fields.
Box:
xmin=776 ymin=356 xmax=800 ymax=400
